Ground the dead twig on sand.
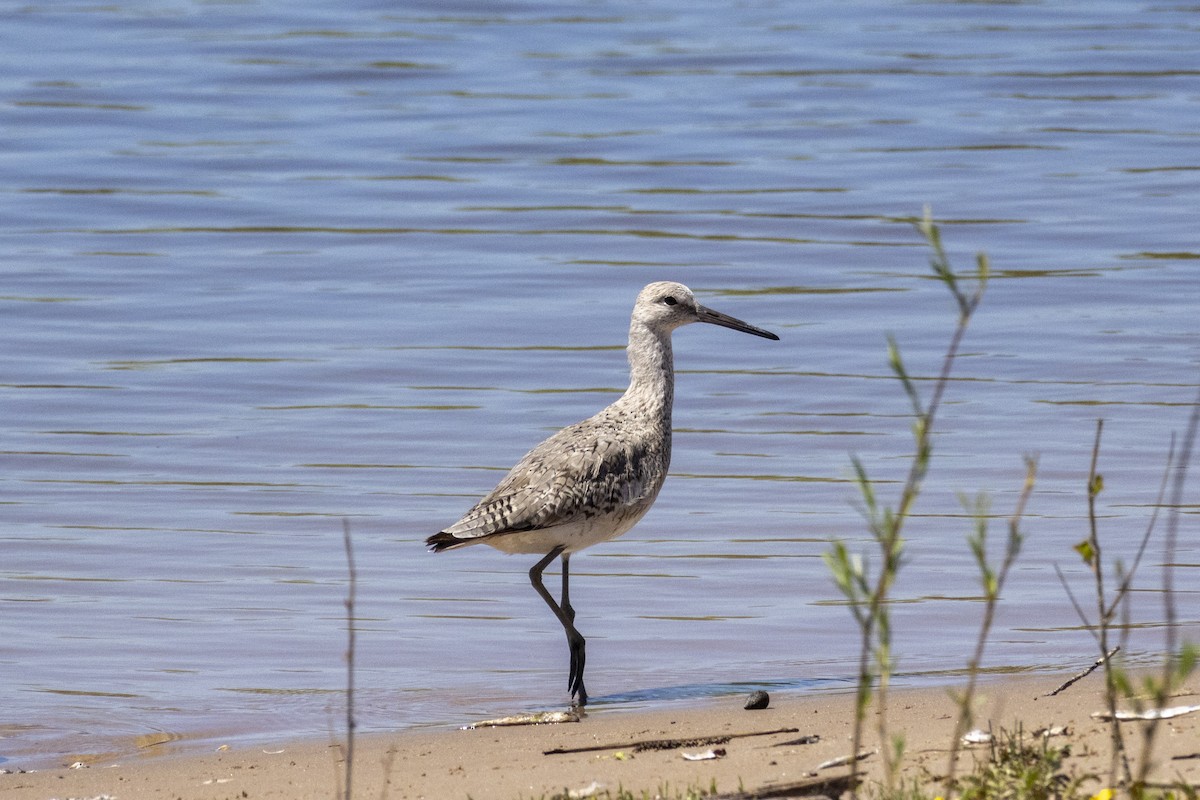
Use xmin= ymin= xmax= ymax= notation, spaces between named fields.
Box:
xmin=543 ymin=726 xmax=801 ymax=756
xmin=713 ymin=772 xmax=859 ymax=800
xmin=1043 ymin=646 xmax=1120 ymax=697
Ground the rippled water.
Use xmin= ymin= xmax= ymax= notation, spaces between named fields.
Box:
xmin=3 ymin=0 xmax=1198 ymax=766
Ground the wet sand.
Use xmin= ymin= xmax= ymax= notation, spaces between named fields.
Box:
xmin=4 ymin=671 xmax=1198 ymax=799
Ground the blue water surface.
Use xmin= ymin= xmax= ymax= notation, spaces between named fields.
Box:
xmin=1 ymin=0 xmax=1197 ymax=765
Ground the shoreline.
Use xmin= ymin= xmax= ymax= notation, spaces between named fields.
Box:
xmin=5 ymin=670 xmax=1198 ymax=799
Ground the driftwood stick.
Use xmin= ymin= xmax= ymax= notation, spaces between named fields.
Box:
xmin=713 ymin=771 xmax=858 ymax=800
xmin=543 ymin=726 xmax=801 ymax=756
xmin=1044 ymin=646 xmax=1120 ymax=697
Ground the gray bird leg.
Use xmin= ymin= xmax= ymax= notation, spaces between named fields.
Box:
xmin=530 ymin=546 xmax=587 ymax=706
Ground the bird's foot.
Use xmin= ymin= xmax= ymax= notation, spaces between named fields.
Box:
xmin=567 ymin=633 xmax=587 ymax=706
xmin=568 ymin=664 xmax=588 ymax=706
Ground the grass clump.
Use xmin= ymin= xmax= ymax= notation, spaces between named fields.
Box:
xmin=867 ymin=728 xmax=1085 ymax=800
xmin=956 ymin=729 xmax=1082 ymax=800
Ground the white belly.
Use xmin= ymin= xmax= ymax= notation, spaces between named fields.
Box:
xmin=483 ymin=508 xmax=649 ymax=555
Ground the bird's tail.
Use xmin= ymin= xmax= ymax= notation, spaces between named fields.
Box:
xmin=425 ymin=531 xmax=472 ymax=552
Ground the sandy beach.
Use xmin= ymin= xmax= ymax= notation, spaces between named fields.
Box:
xmin=5 ymin=670 xmax=1198 ymax=800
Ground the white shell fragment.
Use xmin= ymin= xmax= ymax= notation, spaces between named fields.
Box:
xmin=682 ymin=748 xmax=726 ymax=761
xmin=1091 ymin=704 xmax=1200 ymax=722
xmin=1034 ymin=725 xmax=1070 ymax=738
xmin=464 ymin=709 xmax=582 ymax=728
xmin=962 ymin=729 xmax=994 ymax=745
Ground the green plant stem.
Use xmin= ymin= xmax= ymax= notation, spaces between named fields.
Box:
xmin=832 ymin=210 xmax=988 ymax=798
xmin=1084 ymin=422 xmax=1132 ymax=788
xmin=945 ymin=457 xmax=1037 ymax=797
xmin=1134 ymin=391 xmax=1200 ymax=791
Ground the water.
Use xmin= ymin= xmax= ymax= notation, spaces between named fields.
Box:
xmin=3 ymin=0 xmax=1198 ymax=766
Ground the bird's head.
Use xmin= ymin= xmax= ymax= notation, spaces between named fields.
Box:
xmin=632 ymin=281 xmax=779 ymax=341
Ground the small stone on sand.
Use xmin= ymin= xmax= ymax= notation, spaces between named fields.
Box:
xmin=744 ymin=690 xmax=770 ymax=710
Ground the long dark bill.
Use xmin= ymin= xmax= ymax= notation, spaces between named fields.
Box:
xmin=697 ymin=305 xmax=780 ymax=341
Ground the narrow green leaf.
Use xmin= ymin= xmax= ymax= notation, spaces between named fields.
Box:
xmin=976 ymin=251 xmax=991 ymax=284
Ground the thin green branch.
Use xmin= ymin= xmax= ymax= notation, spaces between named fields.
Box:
xmin=828 ymin=210 xmax=989 ymax=797
xmin=945 ymin=456 xmax=1037 ymax=797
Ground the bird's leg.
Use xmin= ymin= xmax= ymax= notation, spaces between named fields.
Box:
xmin=529 ymin=546 xmax=588 ymax=706
xmin=559 ymin=553 xmax=586 ymax=704
xmin=561 ymin=552 xmax=575 ymax=624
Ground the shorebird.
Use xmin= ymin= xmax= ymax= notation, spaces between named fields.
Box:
xmin=426 ymin=281 xmax=778 ymax=705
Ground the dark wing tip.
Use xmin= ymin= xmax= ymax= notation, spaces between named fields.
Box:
xmin=425 ymin=531 xmax=462 ymax=552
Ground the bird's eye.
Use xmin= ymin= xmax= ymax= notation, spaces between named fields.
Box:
xmin=662 ymin=296 xmax=678 ymax=306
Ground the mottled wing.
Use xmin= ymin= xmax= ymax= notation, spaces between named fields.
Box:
xmin=431 ymin=415 xmax=663 ymax=546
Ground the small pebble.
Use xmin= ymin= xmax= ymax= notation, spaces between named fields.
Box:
xmin=744 ymin=690 xmax=770 ymax=710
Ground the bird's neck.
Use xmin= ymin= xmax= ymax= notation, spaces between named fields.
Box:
xmin=622 ymin=321 xmax=674 ymax=421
